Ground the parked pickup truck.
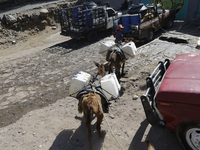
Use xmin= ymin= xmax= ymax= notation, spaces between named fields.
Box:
xmin=114 ymin=4 xmax=175 ymax=42
xmin=141 ymin=52 xmax=200 ymax=150
xmin=59 ymin=2 xmax=122 ymax=41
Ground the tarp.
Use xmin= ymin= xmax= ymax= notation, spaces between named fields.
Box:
xmin=128 ymin=4 xmax=147 ymax=14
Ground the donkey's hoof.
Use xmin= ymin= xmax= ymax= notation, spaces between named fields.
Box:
xmin=98 ymin=130 xmax=106 ymax=138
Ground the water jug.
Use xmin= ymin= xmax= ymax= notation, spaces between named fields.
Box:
xmin=69 ymin=71 xmax=91 ymax=97
xmin=121 ymin=41 xmax=137 ymax=59
xmin=100 ymin=73 xmax=120 ymax=100
xmin=99 ymin=40 xmax=115 ymax=56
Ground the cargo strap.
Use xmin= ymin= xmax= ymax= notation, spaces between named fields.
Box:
xmin=92 ymin=86 xmax=125 ymax=150
xmin=107 ymin=46 xmax=126 ymax=60
xmin=116 ymin=44 xmax=135 ymax=59
xmin=76 ymin=85 xmax=111 ymax=113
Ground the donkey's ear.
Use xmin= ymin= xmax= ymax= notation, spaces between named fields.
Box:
xmin=94 ymin=61 xmax=100 ymax=67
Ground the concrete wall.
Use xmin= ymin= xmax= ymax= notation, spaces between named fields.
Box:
xmin=185 ymin=0 xmax=198 ymax=22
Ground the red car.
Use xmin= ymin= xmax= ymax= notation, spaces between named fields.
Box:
xmin=141 ymin=52 xmax=200 ymax=150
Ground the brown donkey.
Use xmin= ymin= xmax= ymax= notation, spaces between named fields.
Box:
xmin=79 ymin=61 xmax=110 ymax=150
xmin=82 ymin=93 xmax=104 ymax=150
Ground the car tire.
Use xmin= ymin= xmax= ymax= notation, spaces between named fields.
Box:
xmin=178 ymin=123 xmax=200 ymax=150
xmin=146 ymin=30 xmax=154 ymax=42
xmin=87 ymin=31 xmax=98 ymax=42
xmin=166 ymin=19 xmax=174 ymax=28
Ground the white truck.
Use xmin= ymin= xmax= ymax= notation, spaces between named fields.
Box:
xmin=59 ymin=2 xmax=122 ymax=41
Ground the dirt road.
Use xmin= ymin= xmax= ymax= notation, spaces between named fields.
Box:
xmin=0 ymin=21 xmax=199 ymax=150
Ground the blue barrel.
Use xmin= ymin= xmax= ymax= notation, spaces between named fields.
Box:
xmin=121 ymin=15 xmax=131 ymax=33
xmin=73 ymin=7 xmax=81 ymax=23
xmin=84 ymin=10 xmax=93 ymax=27
xmin=130 ymin=14 xmax=141 ymax=25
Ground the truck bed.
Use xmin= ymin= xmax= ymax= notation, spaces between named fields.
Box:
xmin=59 ymin=5 xmax=107 ymax=35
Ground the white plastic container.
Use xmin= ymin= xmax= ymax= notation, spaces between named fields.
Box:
xmin=110 ymin=73 xmax=121 ymax=91
xmin=121 ymin=41 xmax=137 ymax=59
xmin=99 ymin=40 xmax=115 ymax=56
xmin=69 ymin=71 xmax=91 ymax=97
xmin=100 ymin=73 xmax=120 ymax=100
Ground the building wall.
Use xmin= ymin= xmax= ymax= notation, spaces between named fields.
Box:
xmin=175 ymin=0 xmax=188 ymax=20
xmin=185 ymin=0 xmax=198 ymax=22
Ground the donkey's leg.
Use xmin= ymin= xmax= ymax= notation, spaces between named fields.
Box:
xmin=115 ymin=63 xmax=121 ymax=78
xmin=83 ymin=106 xmax=92 ymax=150
xmin=96 ymin=113 xmax=103 ymax=137
xmin=121 ymin=62 xmax=125 ymax=76
xmin=109 ymin=62 xmax=113 ymax=74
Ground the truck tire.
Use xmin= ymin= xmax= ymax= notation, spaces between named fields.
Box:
xmin=87 ymin=31 xmax=98 ymax=42
xmin=146 ymin=30 xmax=154 ymax=42
xmin=178 ymin=123 xmax=200 ymax=150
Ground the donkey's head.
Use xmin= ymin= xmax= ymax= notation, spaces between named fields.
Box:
xmin=94 ymin=61 xmax=110 ymax=77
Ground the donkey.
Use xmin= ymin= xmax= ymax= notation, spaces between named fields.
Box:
xmin=81 ymin=93 xmax=103 ymax=150
xmin=106 ymin=46 xmax=126 ymax=78
xmin=105 ymin=38 xmax=133 ymax=78
xmin=78 ymin=61 xmax=110 ymax=150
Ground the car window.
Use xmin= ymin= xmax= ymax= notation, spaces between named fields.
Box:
xmin=107 ymin=9 xmax=115 ymax=17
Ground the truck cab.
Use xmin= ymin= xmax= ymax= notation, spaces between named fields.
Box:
xmin=115 ymin=4 xmax=175 ymax=42
xmin=106 ymin=7 xmax=122 ymax=29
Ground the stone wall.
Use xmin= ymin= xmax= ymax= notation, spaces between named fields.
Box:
xmin=0 ymin=1 xmax=76 ymax=31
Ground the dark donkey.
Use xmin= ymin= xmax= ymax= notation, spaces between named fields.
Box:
xmin=106 ymin=46 xmax=126 ymax=78
xmin=77 ymin=61 xmax=110 ymax=150
xmin=105 ymin=37 xmax=134 ymax=78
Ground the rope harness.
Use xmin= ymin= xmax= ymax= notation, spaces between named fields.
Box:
xmin=91 ymin=85 xmax=125 ymax=150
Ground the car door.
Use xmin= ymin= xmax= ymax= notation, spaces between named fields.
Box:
xmin=106 ymin=8 xmax=116 ymax=29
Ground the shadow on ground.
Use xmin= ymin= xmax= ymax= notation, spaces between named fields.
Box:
xmin=44 ymin=29 xmax=113 ymax=55
xmin=128 ymin=119 xmax=183 ymax=150
xmin=49 ymin=117 xmax=105 ymax=150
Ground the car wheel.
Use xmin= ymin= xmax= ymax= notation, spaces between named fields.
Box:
xmin=146 ymin=30 xmax=154 ymax=42
xmin=166 ymin=19 xmax=174 ymax=28
xmin=87 ymin=31 xmax=98 ymax=42
xmin=179 ymin=124 xmax=200 ymax=150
